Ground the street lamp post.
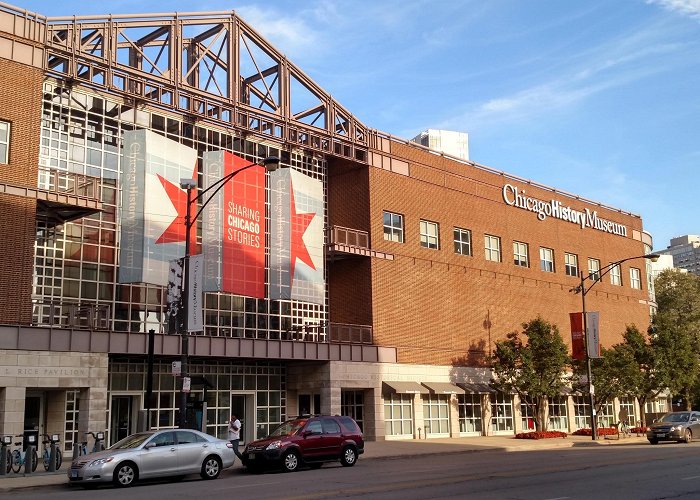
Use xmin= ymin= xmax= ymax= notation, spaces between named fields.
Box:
xmin=571 ymin=253 xmax=659 ymax=441
xmin=177 ymin=155 xmax=281 ymax=429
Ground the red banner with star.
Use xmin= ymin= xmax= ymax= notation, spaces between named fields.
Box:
xmin=202 ymin=151 xmax=266 ymax=298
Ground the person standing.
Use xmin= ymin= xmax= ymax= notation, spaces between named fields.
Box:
xmin=228 ymin=414 xmax=243 ymax=460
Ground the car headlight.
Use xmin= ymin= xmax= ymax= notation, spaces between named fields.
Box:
xmin=266 ymin=440 xmax=282 ymax=450
xmin=88 ymin=457 xmax=114 ymax=467
xmin=670 ymin=426 xmax=681 ymax=432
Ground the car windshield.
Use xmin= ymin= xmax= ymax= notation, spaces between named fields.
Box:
xmin=661 ymin=413 xmax=690 ymax=423
xmin=109 ymin=433 xmax=152 ymax=450
xmin=268 ymin=419 xmax=307 ymax=437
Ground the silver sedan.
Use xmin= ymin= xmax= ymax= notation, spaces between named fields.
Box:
xmin=68 ymin=429 xmax=236 ymax=488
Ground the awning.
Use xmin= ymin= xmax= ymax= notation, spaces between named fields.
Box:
xmin=457 ymin=382 xmax=497 ymax=394
xmin=383 ymin=381 xmax=429 ymax=394
xmin=421 ymin=382 xmax=463 ymax=394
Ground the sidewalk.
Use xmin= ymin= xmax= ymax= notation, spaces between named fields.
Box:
xmin=0 ymin=434 xmax=648 ymax=492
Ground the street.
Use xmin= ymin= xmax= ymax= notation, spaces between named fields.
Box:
xmin=4 ymin=442 xmax=700 ymax=499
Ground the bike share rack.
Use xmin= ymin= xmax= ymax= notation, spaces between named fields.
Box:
xmin=47 ymin=434 xmax=60 ymax=472
xmin=0 ymin=435 xmax=10 ymax=476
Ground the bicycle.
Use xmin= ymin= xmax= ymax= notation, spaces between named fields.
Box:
xmin=10 ymin=436 xmax=38 ymax=473
xmin=76 ymin=431 xmax=104 ymax=456
xmin=41 ymin=434 xmax=62 ymax=471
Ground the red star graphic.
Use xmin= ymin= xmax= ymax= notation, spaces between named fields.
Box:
xmin=155 ymin=174 xmax=196 ymax=251
xmin=289 ymin=180 xmax=316 ymax=283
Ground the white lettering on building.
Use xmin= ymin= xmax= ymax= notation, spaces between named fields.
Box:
xmin=502 ymin=184 xmax=628 ymax=237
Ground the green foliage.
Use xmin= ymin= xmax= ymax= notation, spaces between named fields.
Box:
xmin=651 ymin=269 xmax=700 ymax=408
xmin=491 ymin=317 xmax=570 ymax=431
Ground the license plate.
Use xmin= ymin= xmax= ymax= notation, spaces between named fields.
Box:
xmin=248 ymin=453 xmax=255 ymax=459
xmin=70 ymin=470 xmax=78 ymax=478
xmin=656 ymin=433 xmax=666 ymax=438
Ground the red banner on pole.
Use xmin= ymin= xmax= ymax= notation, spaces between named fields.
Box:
xmin=570 ymin=312 xmax=585 ymax=360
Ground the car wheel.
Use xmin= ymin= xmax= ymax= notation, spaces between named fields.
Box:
xmin=201 ymin=455 xmax=222 ymax=479
xmin=282 ymin=450 xmax=300 ymax=472
xmin=648 ymin=439 xmax=658 ymax=445
xmin=684 ymin=429 xmax=692 ymax=444
xmin=340 ymin=446 xmax=357 ymax=467
xmin=113 ymin=461 xmax=138 ymax=488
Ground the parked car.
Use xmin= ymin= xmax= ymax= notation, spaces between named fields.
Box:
xmin=242 ymin=415 xmax=364 ymax=472
xmin=647 ymin=411 xmax=700 ymax=444
xmin=67 ymin=429 xmax=236 ymax=488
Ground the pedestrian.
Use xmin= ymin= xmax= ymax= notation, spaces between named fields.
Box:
xmin=228 ymin=414 xmax=243 ymax=460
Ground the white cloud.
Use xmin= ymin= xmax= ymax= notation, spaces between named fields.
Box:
xmin=647 ymin=0 xmax=700 ymax=20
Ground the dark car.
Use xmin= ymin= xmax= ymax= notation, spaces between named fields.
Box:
xmin=647 ymin=411 xmax=700 ymax=444
xmin=242 ymin=415 xmax=364 ymax=472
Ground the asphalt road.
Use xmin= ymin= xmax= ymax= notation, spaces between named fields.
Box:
xmin=5 ymin=442 xmax=700 ymax=499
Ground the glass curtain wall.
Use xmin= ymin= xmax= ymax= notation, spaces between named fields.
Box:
xmin=34 ymin=81 xmax=327 ymax=337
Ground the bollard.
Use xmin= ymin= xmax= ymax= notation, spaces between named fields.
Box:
xmin=0 ymin=437 xmax=9 ymax=476
xmin=24 ymin=444 xmax=35 ymax=475
xmin=72 ymin=441 xmax=80 ymax=460
xmin=48 ymin=441 xmax=57 ymax=472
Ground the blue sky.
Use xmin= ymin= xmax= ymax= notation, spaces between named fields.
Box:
xmin=18 ymin=0 xmax=700 ymax=250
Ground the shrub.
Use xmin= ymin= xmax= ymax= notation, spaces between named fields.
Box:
xmin=572 ymin=427 xmax=618 ymax=436
xmin=515 ymin=431 xmax=568 ymax=439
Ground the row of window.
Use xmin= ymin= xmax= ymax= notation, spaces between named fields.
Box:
xmin=383 ymin=211 xmax=642 ymax=289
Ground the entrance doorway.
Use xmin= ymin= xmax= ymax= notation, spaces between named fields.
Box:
xmin=23 ymin=394 xmax=42 ymax=449
xmin=110 ymin=395 xmax=135 ymax=445
xmin=230 ymin=393 xmax=255 ymax=444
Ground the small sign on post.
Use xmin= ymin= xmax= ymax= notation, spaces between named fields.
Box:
xmin=172 ymin=361 xmax=182 ymax=377
xmin=182 ymin=376 xmax=191 ymax=393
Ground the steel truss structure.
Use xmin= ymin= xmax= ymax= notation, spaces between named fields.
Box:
xmin=7 ymin=4 xmax=370 ymax=162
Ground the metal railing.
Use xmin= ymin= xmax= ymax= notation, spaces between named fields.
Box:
xmin=37 ymin=167 xmax=99 ymax=200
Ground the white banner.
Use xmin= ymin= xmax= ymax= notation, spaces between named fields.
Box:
xmin=586 ymin=311 xmax=600 ymax=359
xmin=188 ymin=254 xmax=204 ymax=332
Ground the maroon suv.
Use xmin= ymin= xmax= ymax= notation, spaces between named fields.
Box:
xmin=242 ymin=415 xmax=364 ymax=472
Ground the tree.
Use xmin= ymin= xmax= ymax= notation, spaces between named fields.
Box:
xmin=491 ymin=317 xmax=570 ymax=432
xmin=572 ymin=347 xmax=626 ymax=427
xmin=652 ymin=269 xmax=700 ymax=409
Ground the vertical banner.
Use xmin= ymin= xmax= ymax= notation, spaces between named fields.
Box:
xmin=119 ymin=129 xmax=198 ymax=285
xmin=586 ymin=311 xmax=601 ymax=358
xmin=569 ymin=312 xmax=585 ymax=360
xmin=188 ymin=254 xmax=204 ymax=332
xmin=201 ymin=151 xmax=266 ymax=297
xmin=269 ymin=168 xmax=325 ymax=304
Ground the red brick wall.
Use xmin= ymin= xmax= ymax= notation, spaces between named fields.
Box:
xmin=0 ymin=58 xmax=43 ymax=324
xmin=327 ymin=158 xmax=373 ymax=325
xmin=329 ymin=139 xmax=652 ymax=366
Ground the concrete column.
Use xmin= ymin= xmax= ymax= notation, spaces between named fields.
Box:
xmin=413 ymin=393 xmax=424 ymax=440
xmin=364 ymin=388 xmax=381 ymax=441
xmin=566 ymin=395 xmax=576 ymax=433
xmin=449 ymin=394 xmax=460 ymax=437
xmin=482 ymin=394 xmax=492 ymax=436
xmin=320 ymin=386 xmax=340 ymax=416
xmin=513 ymin=394 xmax=523 ymax=434
xmin=0 ymin=386 xmax=26 ymax=438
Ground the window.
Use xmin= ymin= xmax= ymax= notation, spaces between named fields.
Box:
xmin=383 ymin=211 xmax=404 ymax=243
xmin=513 ymin=241 xmax=529 ymax=267
xmin=490 ymin=393 xmax=513 ymax=433
xmin=0 ymin=120 xmax=9 ymax=164
xmin=630 ymin=268 xmax=641 ymax=289
xmin=420 ymin=220 xmax=439 ymax=249
xmin=454 ymin=228 xmax=472 ymax=256
xmin=548 ymin=396 xmax=568 ymax=431
xmin=423 ymin=394 xmax=450 ymax=435
xmin=565 ymin=253 xmax=578 ymax=277
xmin=384 ymin=393 xmax=413 ymax=437
xmin=457 ymin=394 xmax=482 ymax=434
xmin=610 ymin=264 xmax=622 ymax=286
xmin=618 ymin=397 xmax=636 ymax=426
xmin=484 ymin=235 xmax=501 ymax=262
xmin=588 ymin=258 xmax=600 ymax=281
xmin=540 ymin=247 xmax=555 ymax=272
xmin=573 ymin=396 xmax=591 ymax=429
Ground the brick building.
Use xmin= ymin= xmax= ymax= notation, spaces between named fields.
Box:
xmin=0 ymin=3 xmax=662 ymax=454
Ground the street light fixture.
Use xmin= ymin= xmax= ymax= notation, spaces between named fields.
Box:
xmin=177 ymin=155 xmax=281 ymax=429
xmin=571 ymin=252 xmax=660 ymax=440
